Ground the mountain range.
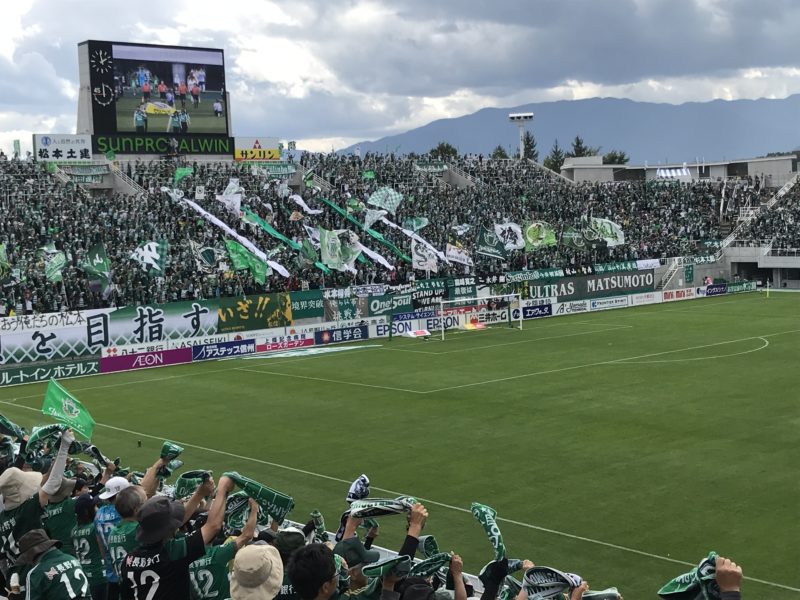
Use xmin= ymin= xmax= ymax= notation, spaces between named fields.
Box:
xmin=341 ymin=95 xmax=800 ymax=165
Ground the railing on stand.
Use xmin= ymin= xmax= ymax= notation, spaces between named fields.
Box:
xmin=109 ymin=162 xmax=148 ymax=196
xmin=715 ymin=173 xmax=799 ymax=261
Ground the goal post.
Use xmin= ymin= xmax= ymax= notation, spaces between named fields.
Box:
xmin=437 ymin=293 xmax=522 ymax=340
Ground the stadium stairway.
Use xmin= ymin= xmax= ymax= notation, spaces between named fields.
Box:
xmin=715 ymin=173 xmax=799 ymax=260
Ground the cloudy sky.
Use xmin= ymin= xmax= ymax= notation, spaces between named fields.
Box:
xmin=3 ymin=0 xmax=800 ymax=153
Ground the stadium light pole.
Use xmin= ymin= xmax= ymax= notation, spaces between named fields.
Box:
xmin=508 ymin=113 xmax=533 ymax=159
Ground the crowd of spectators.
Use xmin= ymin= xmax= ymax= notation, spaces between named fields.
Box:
xmin=736 ymin=183 xmax=800 ymax=250
xmin=0 ymin=153 xmax=783 ymax=315
xmin=0 ymin=422 xmax=746 ymax=600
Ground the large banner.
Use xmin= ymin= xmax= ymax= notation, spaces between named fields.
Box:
xmin=33 ymin=134 xmax=92 ymax=162
xmin=412 ymin=279 xmax=449 ymax=310
xmin=289 ymin=290 xmax=325 ymax=320
xmin=217 ymin=294 xmax=293 ymax=333
xmin=527 ymin=270 xmax=655 ymax=301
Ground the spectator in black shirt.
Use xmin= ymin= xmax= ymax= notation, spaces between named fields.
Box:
xmin=119 ymin=475 xmax=233 ymax=600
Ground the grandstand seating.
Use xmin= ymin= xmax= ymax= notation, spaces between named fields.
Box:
xmin=0 ymin=153 xmax=784 ymax=314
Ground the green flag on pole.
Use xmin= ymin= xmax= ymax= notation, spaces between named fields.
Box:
xmin=174 ymin=167 xmax=194 ymax=185
xmin=42 ymin=379 xmax=96 ymax=440
xmin=81 ymin=243 xmax=112 ymax=294
xmin=402 ymin=217 xmax=429 ymax=233
xmin=523 ymin=221 xmax=557 ymax=250
xmin=45 ymin=252 xmax=67 ymax=283
xmin=130 ymin=240 xmax=168 ymax=276
xmin=225 ymin=240 xmax=268 ymax=285
xmin=319 ymin=227 xmax=344 ymax=270
xmin=476 ymin=226 xmax=507 ymax=260
xmin=0 ymin=244 xmax=10 ymax=280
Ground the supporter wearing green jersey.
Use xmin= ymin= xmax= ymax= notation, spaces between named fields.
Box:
xmin=107 ymin=486 xmax=147 ymax=580
xmin=17 ymin=528 xmax=92 ymax=600
xmin=71 ymin=494 xmax=107 ymax=600
xmin=0 ymin=429 xmax=76 ymax=574
xmin=190 ymin=498 xmax=259 ymax=599
xmin=43 ymin=479 xmax=79 ymax=555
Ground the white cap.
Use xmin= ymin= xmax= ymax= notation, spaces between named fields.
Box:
xmin=99 ymin=476 xmax=132 ymax=500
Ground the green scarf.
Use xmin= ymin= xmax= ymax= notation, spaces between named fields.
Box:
xmin=0 ymin=415 xmax=26 ymax=440
xmin=160 ymin=440 xmax=184 ymax=461
xmin=418 ymin=535 xmax=439 ymax=558
xmin=658 ymin=552 xmax=719 ymax=599
xmin=410 ymin=553 xmax=452 ymax=577
xmin=349 ymin=496 xmax=417 ymax=518
xmin=471 ymin=502 xmax=506 ymax=561
xmin=223 ymin=471 xmax=295 ymax=524
xmin=362 ymin=556 xmax=411 ymax=578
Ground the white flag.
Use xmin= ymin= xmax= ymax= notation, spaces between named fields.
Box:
xmin=364 ymin=209 xmax=387 ymax=231
xmin=358 ymin=243 xmax=395 ymax=271
xmin=412 ymin=240 xmax=438 ymax=273
xmin=216 ymin=193 xmax=241 ymax=216
xmin=494 ymin=223 xmax=525 ymax=250
xmin=289 ymin=194 xmax=323 ymax=215
xmin=446 ymin=243 xmax=473 ymax=266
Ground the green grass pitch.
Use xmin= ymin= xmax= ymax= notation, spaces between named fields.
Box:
xmin=2 ymin=293 xmax=798 ymax=597
xmin=115 ymin=89 xmax=227 ymax=134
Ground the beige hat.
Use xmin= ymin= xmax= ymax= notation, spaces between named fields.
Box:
xmin=48 ymin=478 xmax=77 ymax=504
xmin=0 ymin=468 xmax=42 ymax=510
xmin=231 ymin=544 xmax=284 ymax=600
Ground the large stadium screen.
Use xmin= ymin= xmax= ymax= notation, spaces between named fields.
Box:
xmin=85 ymin=41 xmax=227 ymax=136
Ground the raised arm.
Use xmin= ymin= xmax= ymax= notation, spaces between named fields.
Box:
xmin=234 ymin=499 xmax=259 ymax=550
xmin=201 ymin=475 xmax=234 ymax=545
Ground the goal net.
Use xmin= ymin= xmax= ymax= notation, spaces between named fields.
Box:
xmin=436 ymin=293 xmax=522 ymax=340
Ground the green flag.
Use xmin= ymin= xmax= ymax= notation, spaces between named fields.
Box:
xmin=471 ymin=502 xmax=506 ymax=561
xmin=81 ymin=243 xmax=112 ymax=294
xmin=225 ymin=240 xmax=268 ymax=285
xmin=523 ymin=221 xmax=557 ymax=250
xmin=319 ymin=227 xmax=344 ymax=270
xmin=174 ymin=167 xmax=194 ymax=185
xmin=223 ymin=471 xmax=295 ymax=524
xmin=586 ymin=217 xmax=624 ymax=247
xmin=45 ymin=251 xmax=67 ymax=283
xmin=402 ymin=217 xmax=429 ymax=232
xmin=105 ymin=149 xmax=116 ymax=161
xmin=561 ymin=226 xmax=587 ymax=249
xmin=361 ymin=170 xmax=376 ymax=180
xmin=0 ymin=243 xmax=10 ymax=281
xmin=367 ymin=187 xmax=403 ymax=215
xmin=130 ymin=240 xmax=168 ymax=276
xmin=476 ymin=226 xmax=507 ymax=260
xmin=42 ymin=380 xmax=96 ymax=440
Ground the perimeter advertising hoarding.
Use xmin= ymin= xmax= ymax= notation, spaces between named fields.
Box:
xmin=234 ymin=137 xmax=281 ymax=161
xmin=527 ymin=270 xmax=655 ymax=302
xmin=82 ymin=40 xmax=229 ymax=153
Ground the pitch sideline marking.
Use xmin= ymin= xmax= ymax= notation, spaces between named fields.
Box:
xmin=0 ymin=399 xmax=794 ymax=593
xmin=235 ymin=367 xmax=427 ymax=394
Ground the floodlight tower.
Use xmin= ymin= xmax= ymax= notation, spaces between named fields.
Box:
xmin=508 ymin=112 xmax=534 ymax=159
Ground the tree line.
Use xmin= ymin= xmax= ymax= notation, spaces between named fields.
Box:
xmin=428 ymin=134 xmax=629 ymax=173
